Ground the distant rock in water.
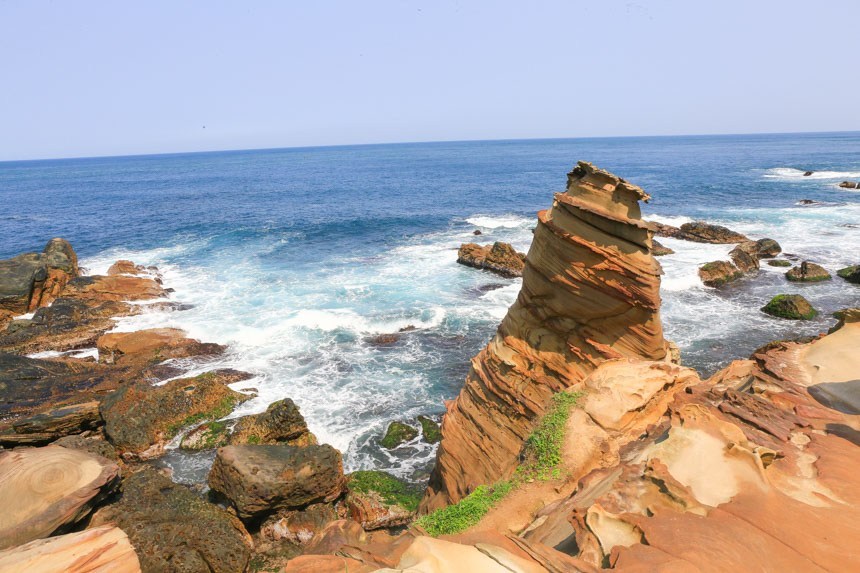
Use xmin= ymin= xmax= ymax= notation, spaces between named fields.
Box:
xmin=0 ymin=238 xmax=79 ymax=315
xmin=786 ymin=261 xmax=832 ymax=282
xmin=698 ymin=260 xmax=744 ymax=287
xmin=472 ymin=229 xmax=482 ymax=235
xmin=837 ymin=265 xmax=860 ymax=284
xmin=803 ymin=170 xmax=814 ymax=176
xmin=651 ymin=220 xmax=749 ymax=244
xmin=456 ymin=241 xmax=525 ymax=278
xmin=839 ymin=181 xmax=859 ymax=189
xmin=424 ymin=161 xmax=670 ymax=510
xmin=767 ymin=259 xmax=793 ymax=267
xmin=761 ymin=294 xmax=817 ymax=320
xmin=651 ymin=239 xmax=674 ymax=256
xmin=379 ymin=421 xmax=418 ymax=449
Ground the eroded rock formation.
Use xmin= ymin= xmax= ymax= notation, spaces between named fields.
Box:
xmin=423 ymin=162 xmax=670 ymax=509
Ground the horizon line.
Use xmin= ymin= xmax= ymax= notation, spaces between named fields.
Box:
xmin=2 ymin=128 xmax=859 ymax=165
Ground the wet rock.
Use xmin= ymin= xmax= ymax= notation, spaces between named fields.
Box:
xmin=754 ymin=238 xmax=782 ymax=258
xmin=797 ymin=199 xmax=818 ymax=205
xmin=457 ymin=241 xmax=526 ymax=278
xmin=761 ymin=294 xmax=818 ymax=320
xmin=728 ymin=242 xmax=760 ymax=273
xmin=379 ymin=421 xmax=418 ymax=449
xmin=653 ymin=220 xmax=748 ymax=244
xmin=0 ymin=238 xmax=79 ymax=314
xmin=698 ymin=260 xmax=743 ymax=287
xmin=90 ymin=467 xmax=252 ymax=573
xmin=100 ymin=369 xmax=252 ymax=460
xmin=345 ymin=470 xmax=421 ymax=530
xmin=803 ymin=171 xmax=814 ymax=176
xmin=259 ymin=503 xmax=338 ymax=545
xmin=61 ymin=274 xmax=166 ymax=303
xmin=228 ymin=398 xmax=315 ymax=447
xmin=767 ymin=259 xmax=793 ymax=267
xmin=418 ymin=415 xmax=441 ymax=443
xmin=96 ymin=327 xmax=225 ymax=365
xmin=785 ymin=261 xmax=832 ymax=282
xmin=367 ymin=333 xmax=400 ymax=346
xmin=839 ymin=181 xmax=859 ymax=189
xmin=208 ymin=444 xmax=345 ymax=521
xmin=107 ymin=259 xmax=148 ymax=276
xmin=472 ymin=229 xmax=482 ymax=235
xmin=0 ymin=445 xmax=120 ymax=550
xmin=651 ymin=239 xmax=674 ymax=256
xmin=837 ymin=265 xmax=860 ymax=283
xmin=0 ymin=526 xmax=141 ymax=572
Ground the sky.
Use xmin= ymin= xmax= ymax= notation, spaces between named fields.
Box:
xmin=1 ymin=1 xmax=858 ymax=161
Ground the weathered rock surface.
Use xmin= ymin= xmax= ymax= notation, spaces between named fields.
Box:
xmin=11 ymin=401 xmax=101 ymax=437
xmin=107 ymin=259 xmax=149 ymax=276
xmin=761 ymin=294 xmax=817 ymax=320
xmin=0 ymin=238 xmax=79 ymax=314
xmin=100 ymin=369 xmax=251 ymax=459
xmin=0 ymin=526 xmax=141 ymax=573
xmin=786 ymin=260 xmax=832 ymax=282
xmin=0 ymin=446 xmax=120 ymax=550
xmin=259 ymin=503 xmax=338 ymax=545
xmin=652 ymin=220 xmax=749 ymax=244
xmin=457 ymin=242 xmax=526 ymax=278
xmin=728 ymin=241 xmax=760 ymax=273
xmin=650 ymin=239 xmax=674 ymax=256
xmin=90 ymin=467 xmax=251 ymax=573
xmin=837 ymin=264 xmax=860 ymax=283
xmin=61 ymin=274 xmax=166 ymax=303
xmin=424 ymin=162 xmax=670 ymax=509
xmin=208 ymin=444 xmax=345 ymax=520
xmin=96 ymin=327 xmax=224 ymax=365
xmin=698 ymin=260 xmax=743 ymax=287
xmin=754 ymin=237 xmax=782 ymax=258
xmin=345 ymin=470 xmax=421 ymax=530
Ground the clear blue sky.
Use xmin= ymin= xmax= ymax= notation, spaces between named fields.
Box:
xmin=1 ymin=1 xmax=858 ymax=160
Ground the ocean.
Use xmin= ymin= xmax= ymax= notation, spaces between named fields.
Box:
xmin=3 ymin=132 xmax=860 ymax=482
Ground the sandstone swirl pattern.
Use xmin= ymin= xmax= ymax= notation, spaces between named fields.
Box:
xmin=424 ymin=161 xmax=670 ymax=509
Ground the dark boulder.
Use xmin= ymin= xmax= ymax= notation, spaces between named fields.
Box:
xmin=729 ymin=242 xmax=760 ymax=273
xmin=837 ymin=265 xmax=860 ymax=284
xmin=803 ymin=171 xmax=814 ymax=176
xmin=838 ymin=181 xmax=859 ymax=189
xmin=208 ymin=444 xmax=345 ymax=521
xmin=754 ymin=238 xmax=782 ymax=258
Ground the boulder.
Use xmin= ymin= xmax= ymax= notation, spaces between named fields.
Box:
xmin=259 ymin=503 xmax=338 ymax=545
xmin=89 ymin=467 xmax=251 ymax=573
xmin=426 ymin=162 xmax=671 ymax=509
xmin=785 ymin=261 xmax=832 ymax=282
xmin=345 ymin=470 xmax=421 ymax=530
xmin=837 ymin=265 xmax=860 ymax=284
xmin=380 ymin=421 xmax=418 ymax=449
xmin=761 ymin=294 xmax=818 ymax=320
xmin=457 ymin=242 xmax=526 ymax=278
xmin=0 ymin=238 xmax=79 ymax=314
xmin=767 ymin=259 xmax=793 ymax=267
xmin=96 ymin=327 xmax=224 ymax=365
xmin=698 ymin=261 xmax=743 ymax=287
xmin=0 ymin=446 xmax=120 ymax=550
xmin=107 ymin=260 xmax=147 ymax=276
xmin=651 ymin=239 xmax=674 ymax=256
xmin=728 ymin=242 xmax=760 ymax=273
xmin=418 ymin=415 xmax=441 ymax=443
xmin=0 ymin=526 xmax=140 ymax=573
xmin=208 ymin=444 xmax=345 ymax=520
xmin=100 ymin=369 xmax=252 ymax=459
xmin=754 ymin=238 xmax=782 ymax=258
xmin=838 ymin=181 xmax=859 ymax=189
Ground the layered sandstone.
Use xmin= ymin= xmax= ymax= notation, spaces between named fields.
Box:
xmin=423 ymin=162 xmax=670 ymax=509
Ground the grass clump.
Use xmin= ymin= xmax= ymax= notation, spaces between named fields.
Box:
xmin=349 ymin=470 xmax=422 ymax=512
xmin=416 ymin=481 xmax=514 ymax=536
xmin=416 ymin=390 xmax=581 ymax=536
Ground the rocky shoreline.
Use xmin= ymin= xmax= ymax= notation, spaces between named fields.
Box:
xmin=1 ymin=162 xmax=859 ymax=571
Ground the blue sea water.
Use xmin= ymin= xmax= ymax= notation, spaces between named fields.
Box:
xmin=3 ymin=132 xmax=860 ymax=481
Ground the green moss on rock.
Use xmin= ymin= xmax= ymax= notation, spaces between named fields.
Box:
xmin=379 ymin=421 xmax=418 ymax=449
xmin=761 ymin=294 xmax=817 ymax=320
xmin=767 ymin=259 xmax=792 ymax=267
xmin=417 ymin=415 xmax=441 ymax=444
xmin=837 ymin=265 xmax=860 ymax=283
xmin=348 ymin=470 xmax=422 ymax=512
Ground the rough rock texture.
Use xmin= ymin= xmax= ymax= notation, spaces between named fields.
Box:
xmin=786 ymin=261 xmax=832 ymax=282
xmin=96 ymin=327 xmax=224 ymax=365
xmin=424 ymin=162 xmax=670 ymax=509
xmin=754 ymin=237 xmax=782 ymax=258
xmin=698 ymin=260 xmax=743 ymax=287
xmin=0 ymin=526 xmax=141 ymax=573
xmin=345 ymin=470 xmax=421 ymax=530
xmin=652 ymin=221 xmax=749 ymax=244
xmin=100 ymin=369 xmax=251 ymax=459
xmin=208 ymin=444 xmax=346 ymax=520
xmin=837 ymin=264 xmax=860 ymax=283
xmin=90 ymin=467 xmax=251 ymax=573
xmin=11 ymin=401 xmax=101 ymax=437
xmin=0 ymin=446 xmax=120 ymax=550
xmin=107 ymin=260 xmax=149 ymax=276
xmin=259 ymin=503 xmax=338 ymax=545
xmin=457 ymin=242 xmax=526 ymax=278
xmin=728 ymin=241 xmax=761 ymax=273
xmin=650 ymin=239 xmax=674 ymax=256
xmin=761 ymin=294 xmax=817 ymax=320
xmin=0 ymin=238 xmax=79 ymax=314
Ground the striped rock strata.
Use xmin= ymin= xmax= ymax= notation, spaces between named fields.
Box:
xmin=423 ymin=162 xmax=670 ymax=509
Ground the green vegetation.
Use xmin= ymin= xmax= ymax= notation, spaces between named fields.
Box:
xmin=766 ymin=259 xmax=792 ymax=267
xmin=416 ymin=390 xmax=581 ymax=536
xmin=380 ymin=421 xmax=418 ymax=449
xmin=167 ymin=395 xmax=239 ymax=437
xmin=349 ymin=470 xmax=422 ymax=512
xmin=761 ymin=294 xmax=817 ymax=320
xmin=246 ymin=434 xmax=261 ymax=444
xmin=417 ymin=415 xmax=441 ymax=443
xmin=416 ymin=481 xmax=515 ymax=536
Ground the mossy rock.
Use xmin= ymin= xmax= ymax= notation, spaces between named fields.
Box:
xmin=417 ymin=415 xmax=441 ymax=444
xmin=698 ymin=260 xmax=743 ymax=287
xmin=785 ymin=262 xmax=831 ymax=282
xmin=180 ymin=420 xmax=231 ymax=450
xmin=761 ymin=294 xmax=817 ymax=320
xmin=767 ymin=259 xmax=792 ymax=267
xmin=837 ymin=265 xmax=860 ymax=283
xmin=347 ymin=470 xmax=422 ymax=513
xmin=379 ymin=421 xmax=418 ymax=449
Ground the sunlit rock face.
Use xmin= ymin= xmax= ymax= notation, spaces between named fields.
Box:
xmin=423 ymin=162 xmax=669 ymax=509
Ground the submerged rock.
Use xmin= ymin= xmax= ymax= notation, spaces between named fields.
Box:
xmin=767 ymin=259 xmax=793 ymax=267
xmin=90 ymin=467 xmax=252 ymax=573
xmin=0 ymin=238 xmax=79 ymax=314
xmin=208 ymin=444 xmax=345 ymax=521
xmin=380 ymin=421 xmax=418 ymax=449
xmin=698 ymin=260 xmax=743 ymax=287
xmin=837 ymin=265 xmax=860 ymax=283
xmin=761 ymin=294 xmax=818 ymax=320
xmin=785 ymin=261 xmax=831 ymax=282
xmin=425 ymin=161 xmax=671 ymax=509
xmin=457 ymin=241 xmax=526 ymax=278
